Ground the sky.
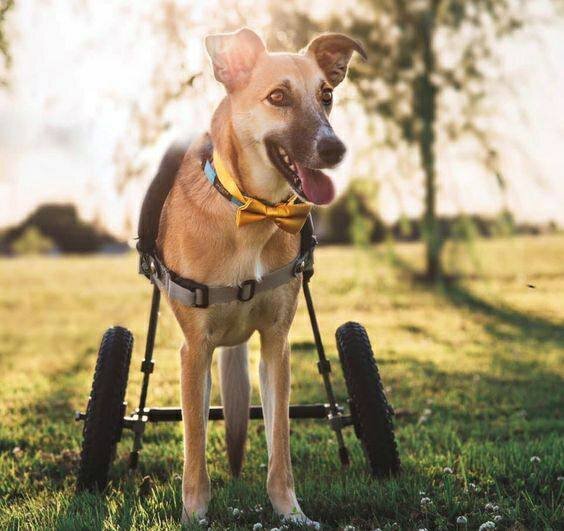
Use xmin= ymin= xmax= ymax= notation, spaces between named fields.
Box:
xmin=1 ymin=0 xmax=563 ymax=239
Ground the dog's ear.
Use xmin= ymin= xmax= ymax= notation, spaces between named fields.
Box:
xmin=305 ymin=33 xmax=367 ymax=87
xmin=205 ymin=28 xmax=266 ymax=91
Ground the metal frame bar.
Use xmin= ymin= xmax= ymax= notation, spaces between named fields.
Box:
xmin=132 ymin=403 xmax=345 ymax=422
xmin=301 ymin=274 xmax=351 ymax=466
xmin=128 ymin=284 xmax=161 ymax=469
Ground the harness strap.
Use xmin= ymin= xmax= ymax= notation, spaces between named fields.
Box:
xmin=148 ymin=253 xmax=307 ymax=309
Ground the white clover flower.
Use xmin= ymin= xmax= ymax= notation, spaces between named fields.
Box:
xmin=344 ymin=526 xmax=356 ymax=531
xmin=254 ymin=505 xmax=263 ymax=512
xmin=420 ymin=497 xmax=432 ymax=508
xmin=12 ymin=446 xmax=23 ymax=458
xmin=485 ymin=502 xmax=495 ymax=511
xmin=253 ymin=524 xmax=263 ymax=530
xmin=456 ymin=515 xmax=468 ymax=525
xmin=419 ymin=490 xmax=426 ymax=496
xmin=443 ymin=467 xmax=453 ymax=474
xmin=530 ymin=456 xmax=541 ymax=464
xmin=418 ymin=528 xmax=429 ymax=531
xmin=270 ymin=528 xmax=280 ymax=531
xmin=479 ymin=522 xmax=496 ymax=530
xmin=493 ymin=515 xmax=502 ymax=523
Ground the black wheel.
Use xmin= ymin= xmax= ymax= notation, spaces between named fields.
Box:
xmin=77 ymin=326 xmax=133 ymax=491
xmin=336 ymin=322 xmax=400 ymax=477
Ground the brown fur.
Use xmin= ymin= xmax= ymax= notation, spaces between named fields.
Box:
xmin=155 ymin=28 xmax=364 ymax=524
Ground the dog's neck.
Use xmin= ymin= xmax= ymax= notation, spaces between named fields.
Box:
xmin=210 ymin=98 xmax=291 ymax=204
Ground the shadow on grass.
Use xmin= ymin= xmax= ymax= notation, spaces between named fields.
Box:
xmin=440 ymin=280 xmax=564 ymax=347
xmin=391 ymin=254 xmax=564 ymax=349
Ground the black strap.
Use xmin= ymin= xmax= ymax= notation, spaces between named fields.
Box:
xmin=300 ymin=215 xmax=317 ymax=280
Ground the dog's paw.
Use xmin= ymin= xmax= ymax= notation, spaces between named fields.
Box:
xmin=181 ymin=506 xmax=208 ymax=527
xmin=281 ymin=512 xmax=321 ymax=529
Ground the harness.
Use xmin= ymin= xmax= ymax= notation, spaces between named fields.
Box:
xmin=136 ymin=145 xmax=316 ymax=309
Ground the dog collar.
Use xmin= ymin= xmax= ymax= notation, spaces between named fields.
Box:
xmin=203 ymin=151 xmax=311 ymax=234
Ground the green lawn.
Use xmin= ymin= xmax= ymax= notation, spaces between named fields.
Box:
xmin=0 ymin=235 xmax=562 ymax=530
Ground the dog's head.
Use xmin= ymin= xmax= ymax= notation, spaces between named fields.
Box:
xmin=205 ymin=28 xmax=366 ymax=205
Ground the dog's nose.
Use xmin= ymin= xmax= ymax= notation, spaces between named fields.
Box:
xmin=317 ymin=136 xmax=346 ymax=165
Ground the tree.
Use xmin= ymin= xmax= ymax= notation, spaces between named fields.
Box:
xmin=0 ymin=0 xmax=14 ymax=86
xmin=270 ymin=0 xmax=545 ymax=281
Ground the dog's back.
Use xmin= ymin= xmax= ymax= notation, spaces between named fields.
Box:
xmin=137 ymin=141 xmax=190 ymax=254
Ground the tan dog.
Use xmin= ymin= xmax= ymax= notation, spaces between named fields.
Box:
xmin=155 ymin=28 xmax=365 ymax=525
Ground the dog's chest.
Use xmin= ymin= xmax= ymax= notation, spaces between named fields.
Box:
xmin=224 ymin=245 xmax=266 ymax=284
xmin=202 ymin=278 xmax=300 ymax=347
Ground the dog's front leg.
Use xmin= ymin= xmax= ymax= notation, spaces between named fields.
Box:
xmin=259 ymin=332 xmax=316 ymax=526
xmin=179 ymin=341 xmax=213 ymax=523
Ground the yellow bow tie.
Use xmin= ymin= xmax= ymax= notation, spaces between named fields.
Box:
xmin=212 ymin=151 xmax=311 ymax=234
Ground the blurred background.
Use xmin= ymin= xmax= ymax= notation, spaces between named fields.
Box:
xmin=1 ymin=2 xmax=564 ymax=529
xmin=1 ymin=0 xmax=564 ymax=280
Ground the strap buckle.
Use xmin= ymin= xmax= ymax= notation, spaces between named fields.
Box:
xmin=237 ymin=279 xmax=256 ymax=302
xmin=293 ymin=257 xmax=306 ymax=276
xmin=190 ymin=285 xmax=209 ymax=308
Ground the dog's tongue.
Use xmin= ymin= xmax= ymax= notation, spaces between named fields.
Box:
xmin=295 ymin=164 xmax=335 ymax=205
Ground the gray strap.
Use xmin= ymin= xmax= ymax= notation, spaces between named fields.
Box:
xmin=151 ymin=255 xmax=305 ymax=308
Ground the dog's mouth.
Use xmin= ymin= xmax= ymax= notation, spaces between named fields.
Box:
xmin=265 ymin=141 xmax=335 ymax=205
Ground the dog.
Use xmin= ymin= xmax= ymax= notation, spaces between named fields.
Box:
xmin=153 ymin=28 xmax=365 ymax=525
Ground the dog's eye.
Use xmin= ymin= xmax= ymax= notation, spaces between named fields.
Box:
xmin=267 ymin=89 xmax=289 ymax=107
xmin=321 ymin=88 xmax=333 ymax=106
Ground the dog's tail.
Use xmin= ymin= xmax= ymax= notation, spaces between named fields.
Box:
xmin=218 ymin=343 xmax=250 ymax=477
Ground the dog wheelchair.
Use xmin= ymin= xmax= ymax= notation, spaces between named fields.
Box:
xmin=75 ymin=165 xmax=400 ymax=490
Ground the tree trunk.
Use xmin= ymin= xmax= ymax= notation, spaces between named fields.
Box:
xmin=419 ymin=10 xmax=440 ymax=282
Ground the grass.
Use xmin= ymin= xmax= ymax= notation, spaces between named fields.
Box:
xmin=0 ymin=234 xmax=563 ymax=530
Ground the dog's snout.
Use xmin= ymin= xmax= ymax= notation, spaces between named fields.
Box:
xmin=317 ymin=136 xmax=346 ymax=165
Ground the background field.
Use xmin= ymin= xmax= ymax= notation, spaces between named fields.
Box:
xmin=0 ymin=235 xmax=563 ymax=530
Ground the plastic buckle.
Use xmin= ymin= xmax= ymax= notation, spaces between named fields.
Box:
xmin=149 ymin=258 xmax=158 ymax=277
xmin=293 ymin=258 xmax=306 ymax=276
xmin=237 ymin=279 xmax=256 ymax=302
xmin=138 ymin=253 xmax=154 ymax=279
xmin=191 ymin=285 xmax=209 ymax=308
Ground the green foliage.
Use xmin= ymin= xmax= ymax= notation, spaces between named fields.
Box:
xmin=493 ymin=210 xmax=516 ymax=237
xmin=0 ymin=204 xmax=127 ymax=254
xmin=448 ymin=215 xmax=481 ymax=273
xmin=316 ymin=178 xmax=383 ymax=245
xmin=10 ymin=226 xmax=55 ymax=255
xmin=0 ymin=236 xmax=563 ymax=528
xmin=346 ymin=179 xmax=380 ymax=247
xmin=345 ymin=0 xmax=528 ymax=148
